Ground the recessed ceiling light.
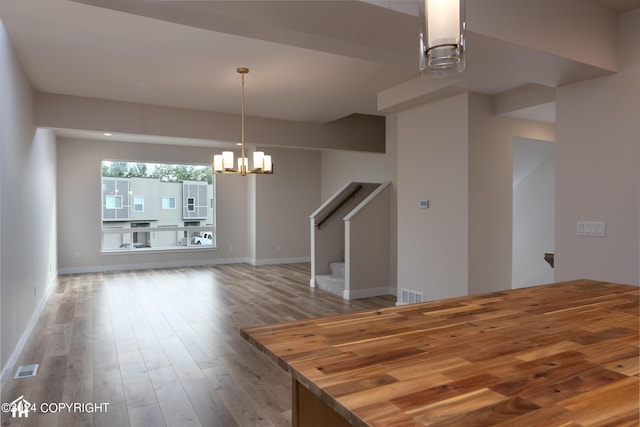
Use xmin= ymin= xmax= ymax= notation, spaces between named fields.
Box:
xmin=103 ymin=133 xmax=112 ymax=136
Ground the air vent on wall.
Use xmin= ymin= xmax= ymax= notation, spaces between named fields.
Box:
xmin=399 ymin=288 xmax=424 ymax=305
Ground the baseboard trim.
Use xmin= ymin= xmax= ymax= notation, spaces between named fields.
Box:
xmin=342 ymin=286 xmax=396 ymax=300
xmin=58 ymin=258 xmax=256 ymax=275
xmin=252 ymin=257 xmax=311 ymax=266
xmin=1 ymin=271 xmax=58 ymax=387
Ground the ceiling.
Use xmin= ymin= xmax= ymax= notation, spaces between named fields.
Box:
xmin=589 ymin=0 xmax=640 ymax=12
xmin=0 ymin=0 xmax=638 ymax=142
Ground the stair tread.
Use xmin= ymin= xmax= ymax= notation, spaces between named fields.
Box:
xmin=315 ymin=273 xmax=345 ymax=297
xmin=316 ymin=273 xmax=343 ymax=279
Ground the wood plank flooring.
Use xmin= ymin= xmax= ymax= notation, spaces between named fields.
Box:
xmin=0 ymin=263 xmax=395 ymax=427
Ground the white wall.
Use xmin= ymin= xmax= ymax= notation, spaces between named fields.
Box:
xmin=319 ymin=145 xmax=397 ymax=293
xmin=512 ymin=138 xmax=555 ymax=288
xmin=320 ymin=149 xmax=387 ymax=200
xmin=392 ymin=91 xmax=555 ymax=301
xmin=36 ymin=92 xmax=385 ymax=153
xmin=56 ymin=139 xmax=319 ymax=272
xmin=56 ymin=138 xmax=249 ymax=272
xmin=555 ymin=9 xmax=640 ymax=285
xmin=396 ymin=93 xmax=469 ymax=301
xmin=318 ymin=147 xmax=398 ymax=289
xmin=345 ymin=185 xmax=391 ymax=298
xmin=468 ymin=93 xmax=555 ymax=294
xmin=386 ymin=115 xmax=399 ymax=297
xmin=1 ymin=21 xmax=58 ymax=379
xmin=255 ymin=147 xmax=320 ymax=264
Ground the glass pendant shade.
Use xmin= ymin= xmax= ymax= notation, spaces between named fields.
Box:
xmin=419 ymin=0 xmax=466 ymax=77
xmin=213 ymin=155 xmax=223 ymax=173
xmin=223 ymin=151 xmax=234 ymax=170
xmin=253 ymin=151 xmax=264 ymax=170
xmin=263 ymin=155 xmax=272 ymax=173
xmin=238 ymin=157 xmax=248 ymax=173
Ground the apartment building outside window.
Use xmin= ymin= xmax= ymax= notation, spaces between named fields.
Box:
xmin=101 ymin=161 xmax=215 ymax=251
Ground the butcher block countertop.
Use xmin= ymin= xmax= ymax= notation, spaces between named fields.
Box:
xmin=241 ymin=280 xmax=639 ymax=426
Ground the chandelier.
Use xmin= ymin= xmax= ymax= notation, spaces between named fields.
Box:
xmin=213 ymin=67 xmax=273 ymax=175
xmin=419 ymin=0 xmax=466 ymax=77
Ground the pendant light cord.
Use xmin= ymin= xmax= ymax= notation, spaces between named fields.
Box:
xmin=240 ymin=71 xmax=246 ymax=175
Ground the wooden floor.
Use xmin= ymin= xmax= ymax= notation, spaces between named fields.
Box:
xmin=0 ymin=263 xmax=395 ymax=427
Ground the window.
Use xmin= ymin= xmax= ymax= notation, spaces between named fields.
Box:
xmin=183 ymin=181 xmax=208 ymax=219
xmin=102 ymin=177 xmax=130 ymax=220
xmin=162 ymin=197 xmax=176 ymax=209
xmin=101 ymin=160 xmax=215 ymax=251
xmin=106 ymin=195 xmax=122 ymax=209
xmin=134 ymin=196 xmax=144 ymax=212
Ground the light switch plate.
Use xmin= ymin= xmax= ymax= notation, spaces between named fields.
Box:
xmin=577 ymin=221 xmax=605 ymax=237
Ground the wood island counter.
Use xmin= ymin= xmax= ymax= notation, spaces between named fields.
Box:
xmin=241 ymin=280 xmax=639 ymax=426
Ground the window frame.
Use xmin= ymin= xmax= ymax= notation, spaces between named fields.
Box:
xmin=105 ymin=194 xmax=123 ymax=209
xmin=133 ymin=195 xmax=144 ymax=212
xmin=162 ymin=197 xmax=176 ymax=209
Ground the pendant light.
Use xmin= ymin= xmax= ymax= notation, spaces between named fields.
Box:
xmin=213 ymin=67 xmax=273 ymax=175
xmin=419 ymin=0 xmax=466 ymax=77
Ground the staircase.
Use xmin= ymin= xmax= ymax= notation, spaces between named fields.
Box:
xmin=315 ymin=262 xmax=345 ymax=297
xmin=310 ymin=181 xmax=391 ymax=300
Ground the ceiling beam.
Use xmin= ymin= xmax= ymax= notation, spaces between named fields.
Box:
xmin=70 ymin=0 xmax=620 ymax=73
xmin=35 ymin=92 xmax=386 ymax=152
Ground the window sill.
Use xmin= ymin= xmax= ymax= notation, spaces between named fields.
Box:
xmin=101 ymin=246 xmax=219 ymax=255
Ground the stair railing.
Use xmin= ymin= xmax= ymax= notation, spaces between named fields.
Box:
xmin=315 ymin=184 xmax=362 ymax=229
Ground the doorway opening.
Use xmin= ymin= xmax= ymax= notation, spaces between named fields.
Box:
xmin=131 ymin=222 xmax=151 ymax=248
xmin=512 ymin=137 xmax=555 ymax=288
